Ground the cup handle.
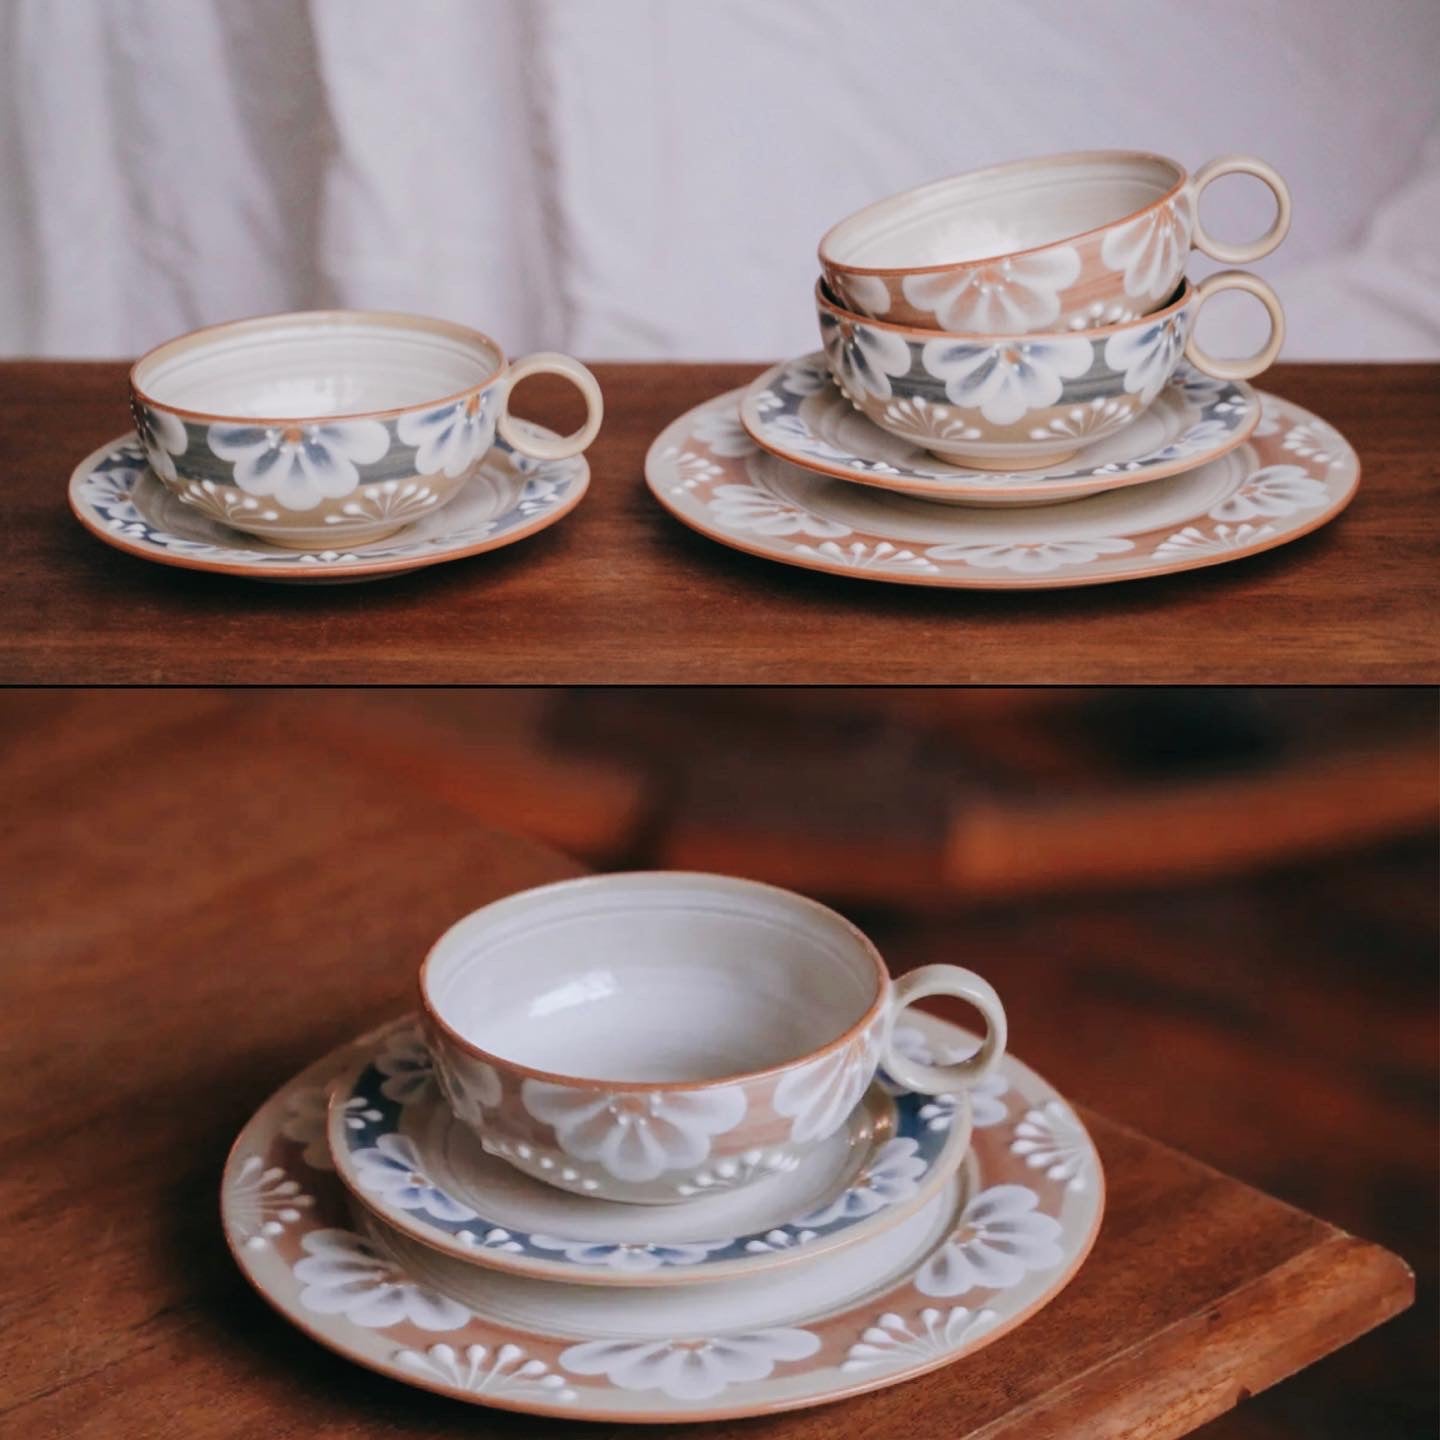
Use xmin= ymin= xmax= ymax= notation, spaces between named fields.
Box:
xmin=882 ymin=964 xmax=1007 ymax=1094
xmin=496 ymin=352 xmax=604 ymax=461
xmin=1190 ymin=154 xmax=1292 ymax=265
xmin=1183 ymin=269 xmax=1286 ymax=382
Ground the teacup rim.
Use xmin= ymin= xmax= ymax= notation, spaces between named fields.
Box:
xmin=818 ymin=147 xmax=1187 ymax=278
xmin=816 ymin=274 xmax=1191 ymax=344
xmin=418 ymin=870 xmax=891 ymax=1093
xmin=129 ymin=307 xmax=508 ymax=426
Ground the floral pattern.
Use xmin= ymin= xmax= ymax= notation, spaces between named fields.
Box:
xmin=1103 ymin=311 xmax=1189 ymax=399
xmin=840 ymin=1305 xmax=998 ymax=1373
xmin=226 ymin=1155 xmax=313 ymax=1250
xmin=890 ymin=1027 xmax=1010 ymax=1128
xmin=1011 ymin=1101 xmax=1093 ymax=1192
xmin=352 ymin=1133 xmax=477 ymax=1222
xmin=375 ymin=1023 xmax=435 ymax=1105
xmin=280 ymin=1081 xmax=371 ymax=1170
xmin=1209 ymin=463 xmax=1329 ymax=522
xmin=520 ymin=1081 xmax=747 ymax=1184
xmin=133 ymin=403 xmax=188 ymax=481
xmin=560 ymin=1329 xmax=821 ymax=1400
xmin=433 ymin=1050 xmax=503 ymax=1124
xmin=920 ymin=336 xmax=1093 ymax=426
xmin=294 ymin=1228 xmax=471 ymax=1330
xmin=820 ymin=311 xmax=913 ymax=401
xmin=692 ymin=409 xmax=759 ymax=456
xmin=1099 ymin=191 xmax=1194 ymax=300
xmin=924 ymin=538 xmax=1135 ymax=574
xmin=395 ymin=1342 xmax=577 ymax=1402
xmin=901 ymin=248 xmax=1081 ymax=332
xmin=791 ymin=540 xmax=938 ymax=573
xmin=916 ymin=1184 xmax=1064 ymax=1297
xmin=772 ymin=1027 xmax=879 ymax=1145
xmin=708 ymin=483 xmax=851 ymax=539
xmin=395 ymin=391 xmax=495 ymax=478
xmin=796 ymin=1137 xmax=926 ymax=1226
xmin=1153 ymin=522 xmax=1277 ymax=558
xmin=207 ymin=418 xmax=391 ymax=511
xmin=528 ymin=1236 xmax=732 ymax=1273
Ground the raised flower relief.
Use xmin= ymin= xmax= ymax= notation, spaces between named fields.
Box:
xmin=791 ymin=540 xmax=940 ymax=573
xmin=520 ymin=1082 xmax=748 ymax=1184
xmin=208 ymin=419 xmax=390 ymax=511
xmin=294 ymin=1228 xmax=471 ymax=1330
xmin=395 ymin=1342 xmax=577 ymax=1402
xmin=560 ymin=1328 xmax=821 ymax=1401
xmin=840 ymin=1305 xmax=998 ymax=1373
xmin=925 ymin=537 xmax=1134 ymax=574
xmin=708 ymin=483 xmax=851 ymax=539
xmin=226 ymin=1155 xmax=314 ymax=1250
xmin=1103 ymin=311 xmax=1188 ymax=400
xmin=902 ymin=248 xmax=1082 ymax=332
xmin=692 ymin=408 xmax=759 ymax=457
xmin=351 ymin=1133 xmax=477 ymax=1222
xmin=1099 ymin=190 xmax=1194 ymax=300
xmin=134 ymin=403 xmax=189 ymax=481
xmin=772 ymin=1026 xmax=879 ymax=1145
xmin=1154 ymin=522 xmax=1278 ymax=557
xmin=1010 ymin=1100 xmax=1093 ymax=1192
xmin=920 ymin=336 xmax=1093 ymax=427
xmin=1209 ymin=464 xmax=1329 ymax=522
xmin=916 ymin=1184 xmax=1064 ymax=1297
xmin=796 ymin=1136 xmax=926 ymax=1226
xmin=820 ymin=310 xmax=913 ymax=401
xmin=1028 ymin=395 xmax=1138 ymax=443
xmin=834 ymin=272 xmax=893 ymax=317
xmin=528 ymin=1236 xmax=732 ymax=1273
xmin=396 ymin=391 xmax=495 ymax=477
xmin=376 ymin=1023 xmax=436 ymax=1105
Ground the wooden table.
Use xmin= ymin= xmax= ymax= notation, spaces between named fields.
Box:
xmin=2 ymin=691 xmax=1412 ymax=1439
xmin=2 ymin=362 xmax=1436 ymax=683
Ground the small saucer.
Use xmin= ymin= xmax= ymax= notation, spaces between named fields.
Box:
xmin=68 ymin=423 xmax=588 ymax=583
xmin=739 ymin=354 xmax=1260 ymax=505
xmin=648 ymin=389 xmax=1358 ymax=590
xmin=223 ymin=1012 xmax=1102 ymax=1423
xmin=326 ymin=1017 xmax=971 ymax=1286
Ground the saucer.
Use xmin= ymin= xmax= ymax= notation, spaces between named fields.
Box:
xmin=647 ymin=390 xmax=1358 ymax=590
xmin=739 ymin=354 xmax=1260 ymax=505
xmin=223 ymin=1012 xmax=1103 ymax=1422
xmin=68 ymin=423 xmax=588 ymax=583
xmin=326 ymin=1017 xmax=972 ymax=1286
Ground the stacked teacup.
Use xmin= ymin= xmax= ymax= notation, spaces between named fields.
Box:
xmin=815 ymin=150 xmax=1290 ymax=471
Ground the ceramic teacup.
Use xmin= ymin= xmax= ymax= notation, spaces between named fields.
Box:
xmin=419 ymin=872 xmax=1007 ymax=1204
xmin=819 ymin=149 xmax=1291 ymax=335
xmin=129 ymin=310 xmax=603 ymax=548
xmin=817 ymin=271 xmax=1284 ymax=469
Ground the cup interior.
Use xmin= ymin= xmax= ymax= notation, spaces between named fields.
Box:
xmin=423 ymin=874 xmax=883 ymax=1085
xmin=823 ymin=152 xmax=1182 ymax=269
xmin=132 ymin=311 xmax=503 ymax=420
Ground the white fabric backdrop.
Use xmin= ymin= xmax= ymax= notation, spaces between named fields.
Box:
xmin=2 ymin=0 xmax=1438 ymax=361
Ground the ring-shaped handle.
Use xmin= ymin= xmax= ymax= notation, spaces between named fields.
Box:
xmin=496 ymin=352 xmax=604 ymax=461
xmin=1190 ymin=154 xmax=1292 ymax=265
xmin=882 ymin=964 xmax=1007 ymax=1094
xmin=1184 ymin=269 xmax=1286 ymax=382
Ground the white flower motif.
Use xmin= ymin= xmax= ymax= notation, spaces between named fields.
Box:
xmin=134 ymin=404 xmax=189 ymax=481
xmin=834 ymin=273 xmax=893 ymax=317
xmin=226 ymin=1155 xmax=314 ymax=1250
xmin=1253 ymin=396 xmax=1286 ymax=436
xmin=918 ymin=1075 xmax=1009 ymax=1131
xmin=791 ymin=540 xmax=939 ymax=573
xmin=455 ymin=1226 xmax=526 ymax=1254
xmin=433 ymin=1051 xmax=503 ymax=1125
xmin=520 ymin=1082 xmax=747 ymax=1184
xmin=352 ymin=1133 xmax=477 ymax=1222
xmin=709 ymin=483 xmax=851 ymax=539
xmin=820 ymin=311 xmax=913 ymax=401
xmin=395 ymin=391 xmax=495 ymax=478
xmin=916 ymin=1184 xmax=1064 ymax=1296
xmin=743 ymin=1227 xmax=817 ymax=1254
xmin=281 ymin=1081 xmax=374 ymax=1170
xmin=1011 ymin=1100 xmax=1093 ymax=1192
xmin=375 ymin=1023 xmax=435 ymax=1105
xmin=674 ymin=1148 xmax=800 ymax=1197
xmin=1154 ymin=522 xmax=1277 ymax=557
xmin=1100 ymin=191 xmax=1194 ymax=301
xmin=1103 ymin=311 xmax=1188 ymax=399
xmin=1170 ymin=368 xmax=1231 ymax=407
xmin=208 ymin=418 xmax=390 ymax=510
xmin=1151 ymin=417 xmax=1234 ymax=460
xmin=560 ymin=1329 xmax=821 ymax=1401
xmin=325 ymin=479 xmax=441 ymax=526
xmin=781 ymin=359 xmax=830 ymax=396
xmin=921 ymin=336 xmax=1093 ymax=426
xmin=528 ymin=1236 xmax=732 ymax=1272
xmin=1028 ymin=395 xmax=1137 ymax=442
xmin=395 ymin=1342 xmax=577 ymax=1402
xmin=796 ymin=1137 xmax=926 ymax=1226
xmin=1210 ymin=463 xmax=1329 ymax=522
xmin=772 ymin=1028 xmax=879 ymax=1145
xmin=840 ymin=1305 xmax=998 ymax=1372
xmin=81 ymin=464 xmax=146 ymax=521
xmin=925 ymin=537 xmax=1134 ymax=574
xmin=692 ymin=408 xmax=758 ymax=456
xmin=1281 ymin=421 xmax=1342 ymax=465
xmin=880 ymin=395 xmax=981 ymax=443
xmin=902 ymin=248 xmax=1082 ymax=333
xmin=294 ymin=1228 xmax=471 ymax=1330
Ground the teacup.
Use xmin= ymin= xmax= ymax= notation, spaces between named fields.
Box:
xmin=129 ymin=310 xmax=603 ymax=548
xmin=419 ymin=872 xmax=1006 ymax=1204
xmin=819 ymin=149 xmax=1291 ymax=335
xmin=817 ymin=271 xmax=1284 ymax=469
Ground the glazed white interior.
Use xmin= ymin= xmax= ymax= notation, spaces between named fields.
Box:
xmin=134 ymin=313 xmax=502 ymax=418
xmin=425 ymin=875 xmax=881 ymax=1082
xmin=825 ymin=153 xmax=1181 ymax=267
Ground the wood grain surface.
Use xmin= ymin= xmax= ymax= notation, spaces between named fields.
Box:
xmin=2 ymin=361 xmax=1436 ymax=683
xmin=0 ymin=691 xmax=1413 ymax=1440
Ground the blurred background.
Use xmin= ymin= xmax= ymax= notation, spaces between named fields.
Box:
xmin=2 ymin=0 xmax=1438 ymax=362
